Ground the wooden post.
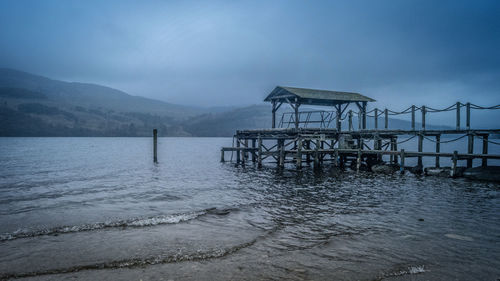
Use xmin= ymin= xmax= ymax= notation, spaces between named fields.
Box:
xmin=244 ymin=139 xmax=249 ymax=163
xmin=417 ymin=133 xmax=423 ymax=169
xmin=153 ymin=129 xmax=158 ymax=163
xmin=393 ymin=137 xmax=398 ymax=164
xmin=278 ymin=139 xmax=285 ymax=168
xmin=257 ymin=136 xmax=262 ymax=168
xmin=374 ymin=108 xmax=378 ymax=130
xmin=251 ymin=139 xmax=256 ymax=163
xmin=363 ymin=102 xmax=367 ymax=130
xmin=451 ymin=150 xmax=458 ymax=177
xmin=375 ymin=134 xmax=382 ymax=162
xmin=466 ymin=102 xmax=471 ymax=130
xmin=482 ymin=135 xmax=488 ymax=167
xmin=384 ymin=108 xmax=388 ymax=129
xmin=296 ymin=137 xmax=302 ymax=169
xmin=330 ymin=139 xmax=335 ymax=160
xmin=236 ymin=137 xmax=241 ymax=164
xmin=435 ymin=135 xmax=440 ymax=168
xmin=348 ymin=110 xmax=353 ymax=131
xmin=320 ymin=139 xmax=324 ymax=164
xmin=411 ymin=105 xmax=415 ymax=130
xmin=356 ymin=149 xmax=361 ymax=173
xmin=334 ymin=149 xmax=339 ymax=166
xmin=358 ymin=110 xmax=362 ymax=130
xmin=336 ymin=104 xmax=342 ymax=132
xmin=220 ymin=149 xmax=225 ymax=162
xmin=456 ymin=102 xmax=461 ymax=130
xmin=272 ymin=101 xmax=276 ymax=128
xmin=294 ymin=101 xmax=300 ymax=129
xmin=314 ymin=139 xmax=320 ymax=169
xmin=306 ymin=140 xmax=311 ymax=163
xmin=389 ymin=137 xmax=395 ymax=164
xmin=421 ymin=105 xmax=426 ymax=131
xmin=400 ymin=149 xmax=405 ymax=174
xmin=467 ymin=133 xmax=473 ymax=168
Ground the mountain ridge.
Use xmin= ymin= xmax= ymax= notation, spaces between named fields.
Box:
xmin=0 ymin=68 xmax=458 ymax=137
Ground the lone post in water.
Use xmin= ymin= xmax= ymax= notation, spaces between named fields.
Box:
xmin=153 ymin=129 xmax=158 ymax=163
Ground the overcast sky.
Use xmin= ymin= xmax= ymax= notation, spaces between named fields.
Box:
xmin=0 ymin=0 xmax=499 ymax=110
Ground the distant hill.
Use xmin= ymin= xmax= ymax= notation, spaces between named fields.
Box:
xmin=0 ymin=68 xmax=457 ymax=137
xmin=0 ymin=68 xmax=207 ymax=136
xmin=0 ymin=68 xmax=202 ymax=118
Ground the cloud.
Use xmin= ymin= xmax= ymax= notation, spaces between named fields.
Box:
xmin=0 ymin=0 xmax=499 ymax=108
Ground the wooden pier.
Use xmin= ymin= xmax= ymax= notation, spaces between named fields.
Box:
xmin=221 ymin=86 xmax=500 ymax=179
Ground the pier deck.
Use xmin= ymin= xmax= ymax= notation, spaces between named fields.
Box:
xmin=220 ymin=86 xmax=500 ymax=178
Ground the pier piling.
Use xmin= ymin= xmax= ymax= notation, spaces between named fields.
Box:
xmin=153 ymin=129 xmax=158 ymax=163
xmin=482 ymin=135 xmax=488 ymax=167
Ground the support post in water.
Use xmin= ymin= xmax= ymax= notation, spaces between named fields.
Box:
xmin=400 ymin=149 xmax=405 ymax=174
xmin=435 ymin=135 xmax=441 ymax=168
xmin=306 ymin=140 xmax=311 ymax=163
xmin=257 ymin=136 xmax=263 ymax=168
xmin=482 ymin=135 xmax=488 ymax=167
xmin=417 ymin=133 xmax=423 ymax=169
xmin=251 ymin=139 xmax=256 ymax=163
xmin=467 ymin=133 xmax=474 ymax=168
xmin=236 ymin=137 xmax=241 ymax=164
xmin=153 ymin=129 xmax=158 ymax=163
xmin=393 ymin=137 xmax=398 ymax=164
xmin=451 ymin=150 xmax=458 ymax=177
xmin=278 ymin=139 xmax=285 ymax=168
xmin=314 ymin=139 xmax=320 ymax=169
xmin=296 ymin=137 xmax=302 ymax=169
xmin=220 ymin=148 xmax=225 ymax=162
xmin=356 ymin=149 xmax=361 ymax=173
xmin=244 ymin=139 xmax=249 ymax=163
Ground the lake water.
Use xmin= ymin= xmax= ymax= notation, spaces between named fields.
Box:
xmin=0 ymin=137 xmax=499 ymax=280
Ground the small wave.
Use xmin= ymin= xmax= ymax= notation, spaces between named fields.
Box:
xmin=0 ymin=210 xmax=209 ymax=242
xmin=0 ymin=239 xmax=256 ymax=280
xmin=379 ymin=265 xmax=426 ymax=280
xmin=445 ymin=233 xmax=474 ymax=241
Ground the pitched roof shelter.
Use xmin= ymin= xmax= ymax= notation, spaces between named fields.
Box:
xmin=264 ymin=86 xmax=375 ymax=106
xmin=264 ymin=86 xmax=375 ymax=129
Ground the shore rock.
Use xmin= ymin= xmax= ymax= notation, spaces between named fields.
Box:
xmin=424 ymin=166 xmax=466 ymax=177
xmin=371 ymin=164 xmax=399 ymax=174
xmin=424 ymin=167 xmax=451 ymax=177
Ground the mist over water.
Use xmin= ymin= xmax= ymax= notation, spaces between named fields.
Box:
xmin=0 ymin=137 xmax=499 ymax=280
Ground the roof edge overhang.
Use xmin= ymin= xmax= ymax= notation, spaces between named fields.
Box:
xmin=264 ymin=86 xmax=376 ymax=104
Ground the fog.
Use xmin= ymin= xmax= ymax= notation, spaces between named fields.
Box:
xmin=1 ymin=0 xmax=499 ymax=110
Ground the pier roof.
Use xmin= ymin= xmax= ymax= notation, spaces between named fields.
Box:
xmin=264 ymin=86 xmax=375 ymax=106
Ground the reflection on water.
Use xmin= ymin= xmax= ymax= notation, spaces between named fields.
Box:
xmin=0 ymin=137 xmax=499 ymax=280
